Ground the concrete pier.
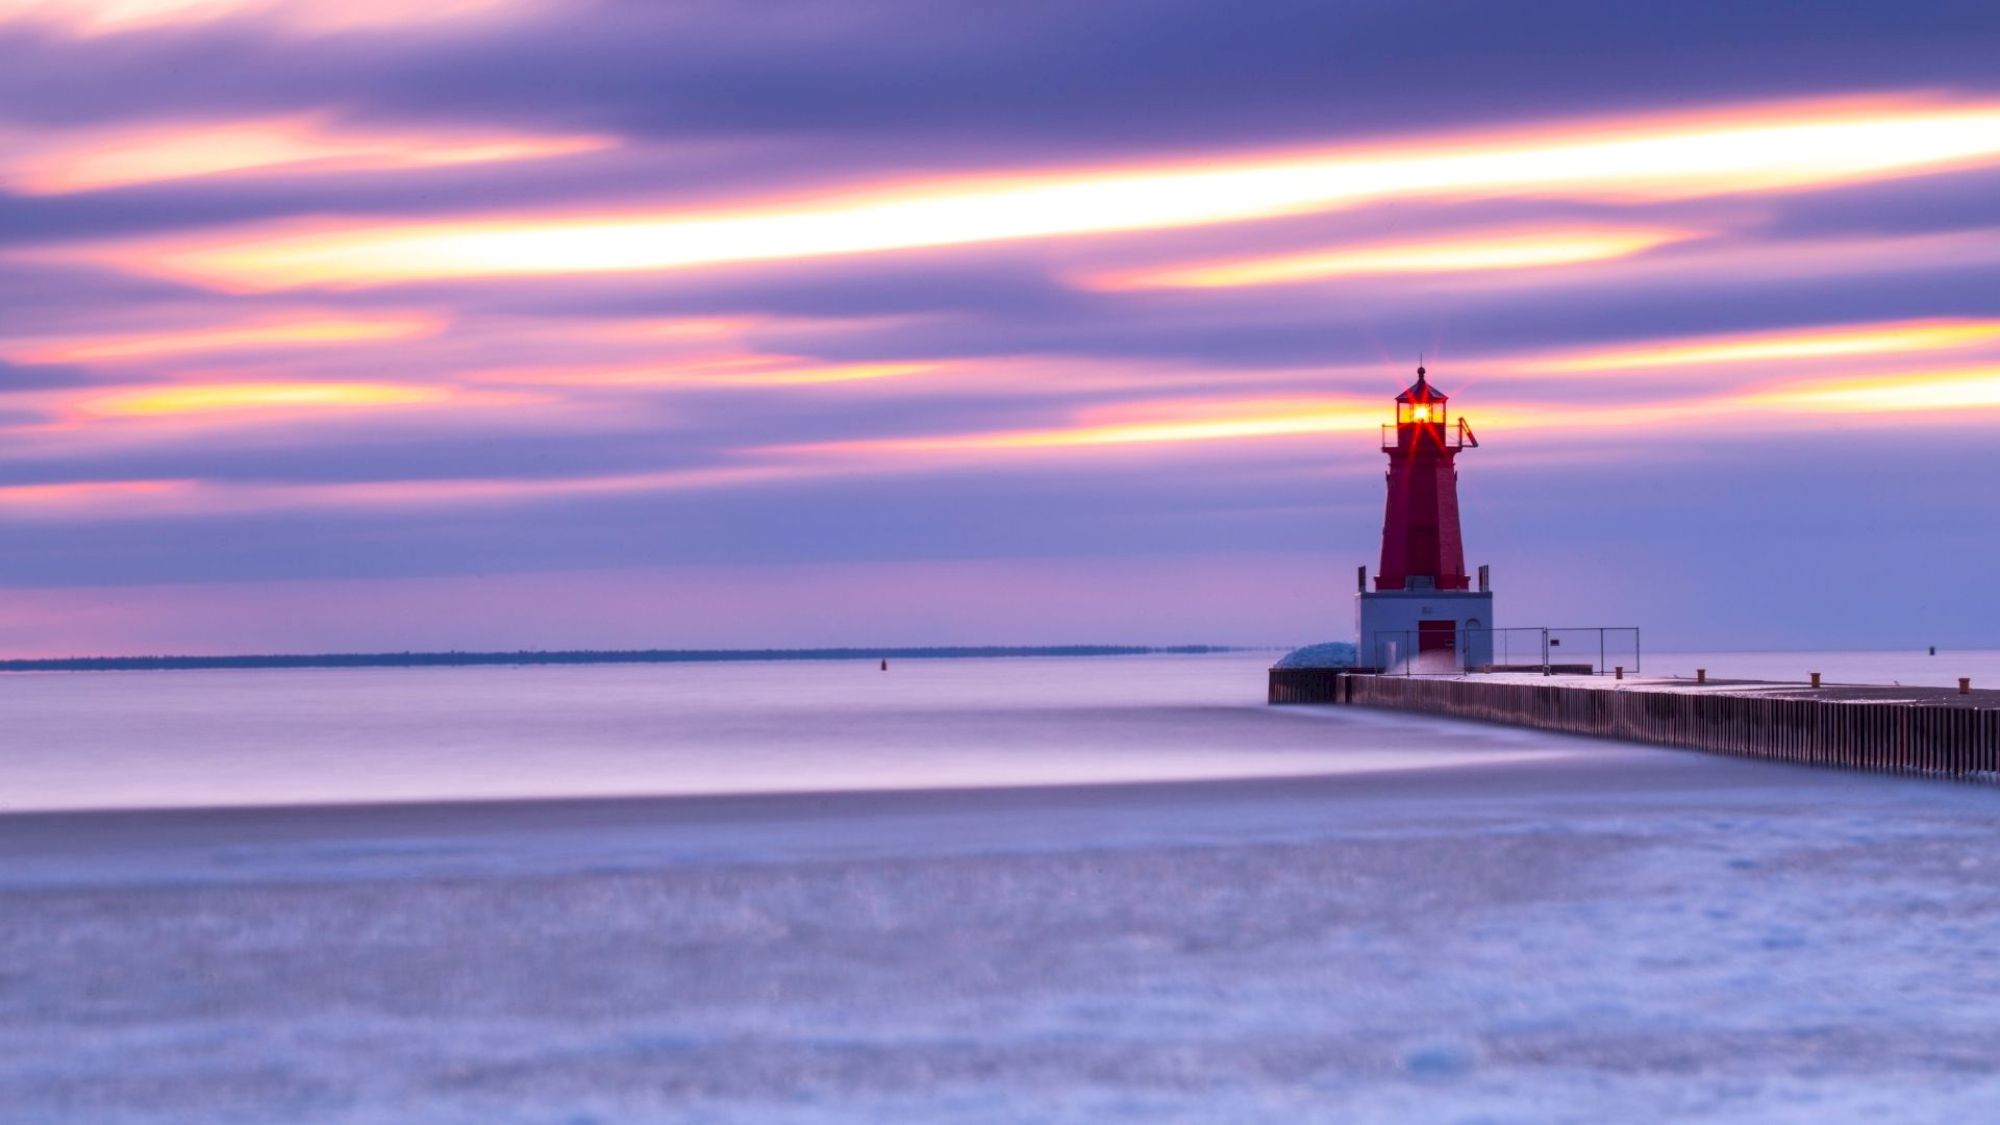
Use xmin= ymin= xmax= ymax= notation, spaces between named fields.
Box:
xmin=1270 ymin=669 xmax=2000 ymax=782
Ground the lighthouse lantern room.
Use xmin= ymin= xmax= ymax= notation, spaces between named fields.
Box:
xmin=1357 ymin=366 xmax=1494 ymax=671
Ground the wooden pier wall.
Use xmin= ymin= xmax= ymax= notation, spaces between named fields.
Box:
xmin=1266 ymin=667 xmax=1351 ymax=704
xmin=1270 ymin=670 xmax=2000 ymax=782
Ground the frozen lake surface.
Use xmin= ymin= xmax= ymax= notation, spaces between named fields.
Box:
xmin=4 ymin=652 xmax=2000 ymax=1122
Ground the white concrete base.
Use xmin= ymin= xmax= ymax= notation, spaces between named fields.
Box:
xmin=1356 ymin=589 xmax=1494 ymax=671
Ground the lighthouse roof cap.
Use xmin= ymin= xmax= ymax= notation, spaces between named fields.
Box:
xmin=1395 ymin=365 xmax=1447 ymax=403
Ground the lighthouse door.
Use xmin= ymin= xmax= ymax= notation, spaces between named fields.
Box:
xmin=1417 ymin=619 xmax=1457 ymax=656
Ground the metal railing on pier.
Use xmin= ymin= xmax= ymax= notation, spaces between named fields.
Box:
xmin=1362 ymin=626 xmax=1641 ymax=676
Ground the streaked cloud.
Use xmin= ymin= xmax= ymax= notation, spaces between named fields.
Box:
xmin=0 ymin=0 xmax=535 ymax=36
xmin=13 ymin=311 xmax=441 ymax=364
xmin=0 ymin=462 xmax=804 ymax=518
xmin=72 ymin=381 xmax=461 ymax=418
xmin=774 ymin=396 xmax=1390 ymax=458
xmin=3 ymin=0 xmax=1999 ymax=652
xmin=1084 ymin=227 xmax=1698 ymax=290
xmin=0 ymin=477 xmax=192 ymax=509
xmin=1754 ymin=365 xmax=2000 ymax=413
xmin=469 ymin=356 xmax=940 ymax=389
xmin=2 ymin=115 xmax=610 ymax=195
xmin=767 ymin=355 xmax=2000 ymax=467
xmin=1525 ymin=318 xmax=2000 ymax=374
xmin=51 ymin=96 xmax=2000 ymax=291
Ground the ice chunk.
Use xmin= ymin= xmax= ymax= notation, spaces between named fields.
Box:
xmin=1274 ymin=641 xmax=1359 ymax=668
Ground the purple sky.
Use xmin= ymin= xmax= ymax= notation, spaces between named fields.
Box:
xmin=2 ymin=0 xmax=1999 ymax=655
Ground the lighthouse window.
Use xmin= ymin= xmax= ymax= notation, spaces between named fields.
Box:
xmin=1399 ymin=401 xmax=1443 ymax=426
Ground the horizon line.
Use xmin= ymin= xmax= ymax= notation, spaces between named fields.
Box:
xmin=0 ymin=644 xmax=1263 ymax=674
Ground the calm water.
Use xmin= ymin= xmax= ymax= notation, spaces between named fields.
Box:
xmin=2 ymin=649 xmax=1991 ymax=814
xmin=12 ymin=652 xmax=2000 ymax=1123
xmin=0 ymin=652 xmax=1571 ymax=814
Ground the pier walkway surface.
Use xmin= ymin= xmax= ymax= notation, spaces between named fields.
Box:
xmin=1443 ymin=671 xmax=2000 ymax=709
xmin=1273 ymin=668 xmax=2000 ymax=782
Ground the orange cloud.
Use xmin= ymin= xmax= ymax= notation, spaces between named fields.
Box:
xmin=721 ymin=361 xmax=939 ymax=387
xmin=1748 ymin=365 xmax=2000 ymax=413
xmin=17 ymin=368 xmax=1999 ymax=523
xmin=15 ymin=312 xmax=442 ymax=364
xmin=557 ymin=317 xmax=755 ymax=344
xmin=53 ymin=95 xmax=2000 ymax=291
xmin=1523 ymin=318 xmax=2000 ymax=374
xmin=778 ymin=395 xmax=1387 ymax=458
xmin=0 ymin=464 xmax=809 ymax=520
xmin=3 ymin=115 xmax=610 ymax=195
xmin=72 ymin=381 xmax=459 ymax=419
xmin=1086 ymin=226 xmax=1697 ymax=290
xmin=468 ymin=355 xmax=939 ymax=389
xmin=765 ymin=362 xmax=2000 ymax=466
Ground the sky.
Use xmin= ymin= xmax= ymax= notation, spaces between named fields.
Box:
xmin=2 ymin=0 xmax=1999 ymax=656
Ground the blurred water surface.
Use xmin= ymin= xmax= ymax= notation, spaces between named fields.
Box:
xmin=3 ymin=649 xmax=1989 ymax=813
xmin=0 ymin=652 xmax=1544 ymax=812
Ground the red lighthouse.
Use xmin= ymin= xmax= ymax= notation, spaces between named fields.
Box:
xmin=1377 ymin=366 xmax=1475 ymax=592
xmin=1357 ymin=366 xmax=1493 ymax=670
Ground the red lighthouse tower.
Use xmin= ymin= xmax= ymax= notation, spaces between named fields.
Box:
xmin=1357 ymin=366 xmax=1493 ymax=670
xmin=1377 ymin=366 xmax=1474 ymax=592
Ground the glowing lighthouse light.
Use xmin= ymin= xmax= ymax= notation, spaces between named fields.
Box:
xmin=1357 ymin=366 xmax=1495 ymax=671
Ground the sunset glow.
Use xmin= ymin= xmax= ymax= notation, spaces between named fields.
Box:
xmin=0 ymin=464 xmax=805 ymax=517
xmin=2 ymin=0 xmax=1997 ymax=655
xmin=465 ymin=356 xmax=938 ymax=389
xmin=74 ymin=382 xmax=459 ymax=418
xmin=1530 ymin=319 xmax=2000 ymax=373
xmin=61 ymin=98 xmax=2000 ymax=290
xmin=781 ymin=397 xmax=1387 ymax=457
xmin=16 ymin=313 xmax=441 ymax=363
xmin=5 ymin=116 xmax=609 ymax=195
xmin=15 ymin=0 xmax=2000 ymax=1103
xmin=1089 ymin=227 xmax=1697 ymax=290
xmin=1754 ymin=366 xmax=2000 ymax=413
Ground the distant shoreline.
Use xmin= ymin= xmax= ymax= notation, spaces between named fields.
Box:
xmin=0 ymin=644 xmax=1250 ymax=673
